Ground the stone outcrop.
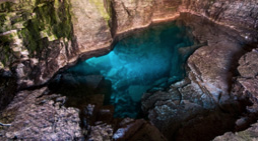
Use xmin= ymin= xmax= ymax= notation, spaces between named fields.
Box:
xmin=69 ymin=0 xmax=113 ymax=56
xmin=112 ymin=0 xmax=257 ymax=41
xmin=142 ymin=75 xmax=236 ymax=140
xmin=0 ymin=0 xmax=258 ymax=141
xmin=0 ymin=0 xmax=113 ymax=110
xmin=0 ymin=0 xmax=257 ymax=105
xmin=0 ymin=0 xmax=113 ymax=89
xmin=175 ymin=13 xmax=256 ymax=108
xmin=0 ymin=87 xmax=83 ymax=141
xmin=141 ymin=14 xmax=258 ymax=140
xmin=0 ymin=0 xmax=257 ymax=84
xmin=236 ymin=50 xmax=258 ymax=112
xmin=230 ymin=49 xmax=258 ymax=131
xmin=0 ymin=0 xmax=74 ymax=89
xmin=180 ymin=0 xmax=258 ymax=35
xmin=112 ymin=0 xmax=184 ymax=35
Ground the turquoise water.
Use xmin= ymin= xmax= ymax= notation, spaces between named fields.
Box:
xmin=66 ymin=22 xmax=195 ymax=118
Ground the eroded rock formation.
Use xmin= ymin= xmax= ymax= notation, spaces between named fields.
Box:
xmin=0 ymin=88 xmax=83 ymax=140
xmin=0 ymin=0 xmax=258 ymax=141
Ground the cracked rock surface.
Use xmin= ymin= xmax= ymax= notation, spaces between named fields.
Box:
xmin=140 ymin=14 xmax=258 ymax=140
xmin=0 ymin=88 xmax=83 ymax=141
xmin=0 ymin=0 xmax=258 ymax=141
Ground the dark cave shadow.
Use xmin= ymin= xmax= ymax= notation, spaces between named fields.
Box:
xmin=48 ymin=71 xmax=113 ymax=110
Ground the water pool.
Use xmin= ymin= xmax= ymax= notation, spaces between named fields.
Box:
xmin=52 ymin=21 xmax=197 ymax=118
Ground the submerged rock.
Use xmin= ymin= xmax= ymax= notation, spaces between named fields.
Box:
xmin=66 ymin=21 xmax=195 ymax=118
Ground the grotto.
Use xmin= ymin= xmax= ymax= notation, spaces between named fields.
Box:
xmin=0 ymin=0 xmax=258 ymax=141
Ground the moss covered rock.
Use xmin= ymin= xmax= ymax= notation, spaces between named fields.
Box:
xmin=0 ymin=0 xmax=73 ymax=68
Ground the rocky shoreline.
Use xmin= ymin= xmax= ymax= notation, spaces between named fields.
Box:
xmin=0 ymin=0 xmax=258 ymax=141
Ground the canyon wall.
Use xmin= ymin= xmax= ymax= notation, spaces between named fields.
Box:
xmin=0 ymin=0 xmax=257 ymax=110
xmin=0 ymin=0 xmax=114 ymax=109
xmin=0 ymin=0 xmax=257 ymax=88
xmin=112 ymin=0 xmax=257 ymax=40
xmin=0 ymin=0 xmax=113 ymax=89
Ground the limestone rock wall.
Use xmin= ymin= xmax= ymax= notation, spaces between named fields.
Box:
xmin=140 ymin=14 xmax=258 ymax=140
xmin=0 ymin=0 xmax=75 ymax=88
xmin=0 ymin=0 xmax=113 ymax=88
xmin=180 ymin=0 xmax=258 ymax=34
xmin=112 ymin=0 xmax=258 ymax=38
xmin=0 ymin=0 xmax=257 ymax=89
xmin=70 ymin=0 xmax=112 ymax=54
xmin=112 ymin=0 xmax=183 ymax=34
xmin=111 ymin=0 xmax=257 ymax=108
xmin=0 ymin=0 xmax=258 ymax=140
xmin=0 ymin=0 xmax=113 ymax=112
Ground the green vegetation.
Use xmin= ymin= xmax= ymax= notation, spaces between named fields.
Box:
xmin=0 ymin=0 xmax=73 ymax=67
xmin=0 ymin=43 xmax=13 ymax=67
xmin=0 ymin=31 xmax=17 ymax=68
xmin=18 ymin=0 xmax=73 ymax=56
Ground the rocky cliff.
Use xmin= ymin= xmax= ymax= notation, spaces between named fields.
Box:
xmin=0 ymin=0 xmax=258 ymax=140
xmin=112 ymin=0 xmax=257 ymax=39
xmin=141 ymin=14 xmax=258 ymax=140
xmin=0 ymin=0 xmax=257 ymax=92
xmin=0 ymin=0 xmax=113 ymax=90
xmin=0 ymin=0 xmax=114 ymax=110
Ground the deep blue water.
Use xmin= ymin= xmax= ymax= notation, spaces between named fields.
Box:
xmin=66 ymin=22 xmax=195 ymax=118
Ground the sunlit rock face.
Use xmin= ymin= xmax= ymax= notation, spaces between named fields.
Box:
xmin=66 ymin=21 xmax=195 ymax=118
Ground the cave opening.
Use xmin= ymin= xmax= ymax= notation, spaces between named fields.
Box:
xmin=49 ymin=21 xmax=198 ymax=118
